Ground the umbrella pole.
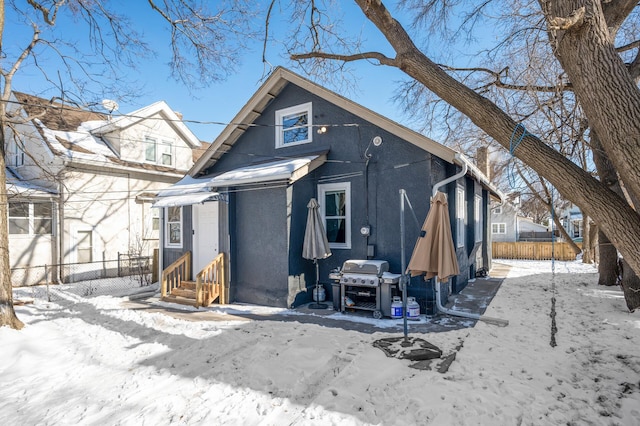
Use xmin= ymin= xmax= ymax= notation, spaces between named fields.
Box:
xmin=400 ymin=189 xmax=409 ymax=339
xmin=309 ymin=259 xmax=328 ymax=309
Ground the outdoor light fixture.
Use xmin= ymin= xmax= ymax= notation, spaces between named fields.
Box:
xmin=317 ymin=126 xmax=328 ymax=134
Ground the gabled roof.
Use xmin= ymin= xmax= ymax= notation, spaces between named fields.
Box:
xmin=14 ymin=92 xmax=107 ymax=131
xmin=91 ymin=101 xmax=201 ymax=148
xmin=12 ymin=92 xmax=199 ymax=176
xmin=190 ymin=67 xmax=459 ymax=177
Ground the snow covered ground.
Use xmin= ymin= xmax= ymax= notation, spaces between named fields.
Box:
xmin=2 ymin=260 xmax=640 ymax=425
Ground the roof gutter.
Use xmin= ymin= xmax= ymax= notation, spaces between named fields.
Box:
xmin=433 ymin=153 xmax=468 ymax=197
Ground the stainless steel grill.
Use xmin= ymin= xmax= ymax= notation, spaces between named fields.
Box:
xmin=330 ymin=259 xmax=400 ymax=318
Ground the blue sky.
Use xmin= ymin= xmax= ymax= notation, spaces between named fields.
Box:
xmin=7 ymin=2 xmax=480 ymax=143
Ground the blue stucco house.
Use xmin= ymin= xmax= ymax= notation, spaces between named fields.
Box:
xmin=154 ymin=67 xmax=502 ymax=314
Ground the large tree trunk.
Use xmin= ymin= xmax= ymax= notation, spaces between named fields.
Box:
xmin=620 ymin=259 xmax=640 ymax=312
xmin=352 ymin=0 xmax=640 ymax=277
xmin=0 ymin=130 xmax=24 ymax=329
xmin=591 ymin=130 xmax=640 ymax=306
xmin=542 ymin=0 xmax=640 ymax=207
xmin=598 ymin=230 xmax=618 ymax=286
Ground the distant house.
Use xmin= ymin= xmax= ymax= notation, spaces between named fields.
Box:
xmin=491 ymin=199 xmax=549 ymax=242
xmin=154 ymin=67 xmax=502 ymax=314
xmin=5 ymin=93 xmax=201 ymax=285
xmin=559 ymin=204 xmax=583 ymax=240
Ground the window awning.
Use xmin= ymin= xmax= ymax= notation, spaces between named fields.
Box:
xmin=152 ymin=192 xmax=219 ymax=208
xmin=153 ymin=154 xmax=326 ymax=208
xmin=206 ymin=154 xmax=326 ymax=187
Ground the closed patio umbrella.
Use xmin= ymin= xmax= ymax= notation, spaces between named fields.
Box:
xmin=407 ymin=191 xmax=459 ymax=281
xmin=303 ymin=198 xmax=332 ymax=308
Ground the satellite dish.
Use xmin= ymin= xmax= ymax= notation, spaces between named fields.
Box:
xmin=372 ymin=136 xmax=383 ymax=146
xmin=101 ymin=99 xmax=119 ymax=113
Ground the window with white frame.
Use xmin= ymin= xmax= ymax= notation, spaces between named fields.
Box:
xmin=145 ymin=136 xmax=174 ymax=166
xmin=143 ymin=203 xmax=160 ymax=240
xmin=6 ymin=138 xmax=24 ymax=167
xmin=8 ymin=202 xmax=52 ymax=235
xmin=319 ymin=182 xmax=351 ymax=249
xmin=275 ymin=102 xmax=312 ymax=148
xmin=492 ymin=205 xmax=502 ymax=215
xmin=475 ymin=195 xmax=483 ymax=242
xmin=456 ymin=186 xmax=466 ymax=248
xmin=492 ymin=223 xmax=507 ymax=234
xmin=165 ymin=206 xmax=182 ymax=247
xmin=77 ymin=230 xmax=93 ymax=263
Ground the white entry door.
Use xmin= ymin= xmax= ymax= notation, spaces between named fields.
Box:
xmin=193 ymin=202 xmax=219 ymax=274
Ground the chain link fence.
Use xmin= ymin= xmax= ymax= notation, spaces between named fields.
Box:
xmin=11 ymin=254 xmax=156 ymax=303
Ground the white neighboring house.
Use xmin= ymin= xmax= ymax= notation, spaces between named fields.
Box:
xmin=491 ymin=200 xmax=548 ymax=242
xmin=5 ymin=92 xmax=201 ymax=285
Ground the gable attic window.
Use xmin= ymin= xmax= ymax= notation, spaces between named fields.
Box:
xmin=145 ymin=136 xmax=174 ymax=166
xmin=275 ymin=102 xmax=312 ymax=148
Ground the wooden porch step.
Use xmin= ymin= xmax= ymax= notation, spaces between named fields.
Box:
xmin=172 ymin=287 xmax=197 ymax=299
xmin=180 ymin=280 xmax=197 ymax=290
xmin=161 ymin=295 xmax=199 ymax=307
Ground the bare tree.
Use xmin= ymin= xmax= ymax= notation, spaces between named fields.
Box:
xmin=0 ymin=0 xmax=258 ymax=329
xmin=287 ymin=0 xmax=640 ymax=284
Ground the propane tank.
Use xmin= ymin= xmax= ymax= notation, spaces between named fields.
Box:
xmin=312 ymin=286 xmax=326 ymax=302
xmin=407 ymin=297 xmax=420 ymax=320
xmin=390 ymin=296 xmax=403 ymax=319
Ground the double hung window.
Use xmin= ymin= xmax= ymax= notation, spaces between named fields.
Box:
xmin=165 ymin=206 xmax=182 ymax=247
xmin=474 ymin=195 xmax=483 ymax=242
xmin=318 ymin=182 xmax=351 ymax=249
xmin=456 ymin=186 xmax=466 ymax=248
xmin=145 ymin=137 xmax=174 ymax=166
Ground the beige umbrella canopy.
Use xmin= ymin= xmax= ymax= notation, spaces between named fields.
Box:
xmin=407 ymin=191 xmax=459 ymax=282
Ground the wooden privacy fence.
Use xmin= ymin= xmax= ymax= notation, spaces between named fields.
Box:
xmin=492 ymin=242 xmax=581 ymax=261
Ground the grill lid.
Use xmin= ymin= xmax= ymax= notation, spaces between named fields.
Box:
xmin=341 ymin=259 xmax=389 ymax=276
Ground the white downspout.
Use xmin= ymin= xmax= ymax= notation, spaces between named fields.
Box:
xmin=432 ymin=154 xmax=509 ymax=327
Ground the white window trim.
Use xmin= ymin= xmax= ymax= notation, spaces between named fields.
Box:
xmin=275 ymin=102 xmax=313 ymax=148
xmin=456 ymin=186 xmax=466 ymax=248
xmin=493 ymin=206 xmax=502 ymax=214
xmin=165 ymin=206 xmax=183 ymax=248
xmin=492 ymin=223 xmax=507 ymax=234
xmin=145 ymin=136 xmax=175 ymax=166
xmin=318 ymin=182 xmax=351 ymax=249
xmin=76 ymin=230 xmax=94 ymax=263
xmin=8 ymin=201 xmax=53 ymax=236
xmin=475 ymin=194 xmax=483 ymax=243
xmin=143 ymin=202 xmax=160 ymax=240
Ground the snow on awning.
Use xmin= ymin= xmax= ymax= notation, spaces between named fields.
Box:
xmin=206 ymin=154 xmax=326 ymax=187
xmin=152 ymin=192 xmax=221 ymax=208
xmin=154 ymin=154 xmax=326 ymax=207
